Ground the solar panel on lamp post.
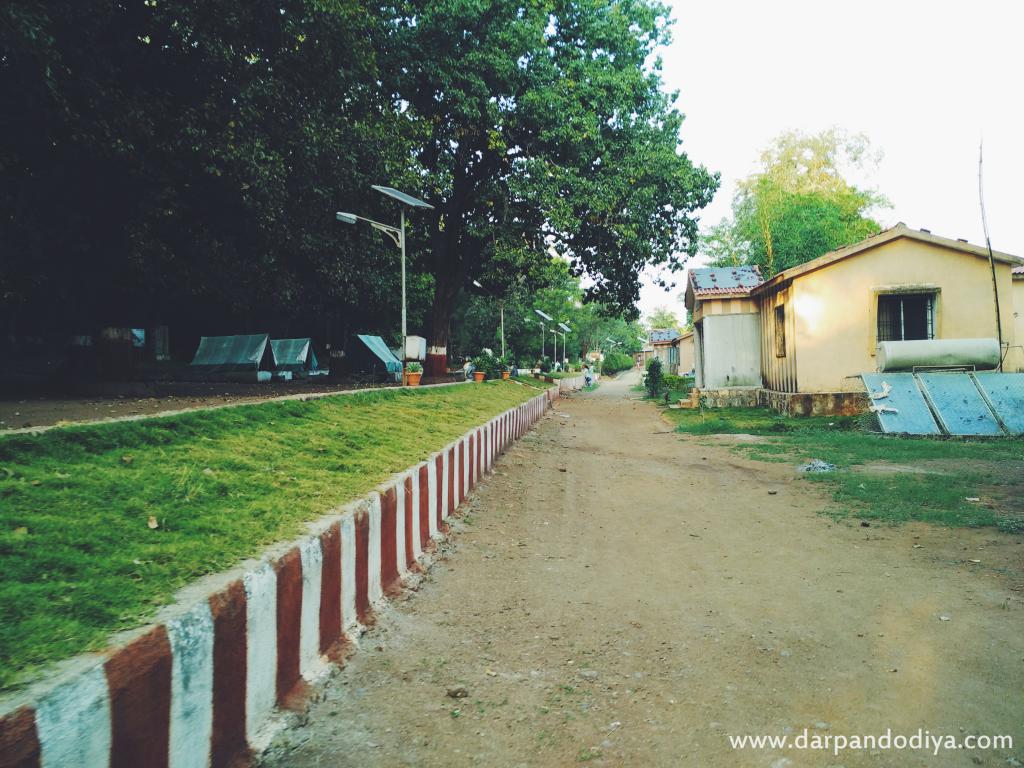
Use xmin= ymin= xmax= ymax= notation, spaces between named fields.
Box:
xmin=336 ymin=185 xmax=433 ymax=375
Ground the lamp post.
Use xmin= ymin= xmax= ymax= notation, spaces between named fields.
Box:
xmin=558 ymin=322 xmax=572 ymax=366
xmin=473 ymin=280 xmax=506 ymax=358
xmin=534 ymin=309 xmax=553 ymax=362
xmin=336 ymin=185 xmax=433 ymax=367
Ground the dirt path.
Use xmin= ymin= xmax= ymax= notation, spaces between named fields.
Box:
xmin=262 ymin=372 xmax=1024 ymax=767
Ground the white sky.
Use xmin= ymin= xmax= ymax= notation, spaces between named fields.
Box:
xmin=637 ymin=0 xmax=1024 ymax=324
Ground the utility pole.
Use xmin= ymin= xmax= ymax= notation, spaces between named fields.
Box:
xmin=979 ymin=140 xmax=1004 ymax=370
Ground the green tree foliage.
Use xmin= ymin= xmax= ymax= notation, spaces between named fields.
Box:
xmin=645 ymin=305 xmax=682 ymax=332
xmin=703 ymin=129 xmax=888 ymax=277
xmin=600 ymin=350 xmax=634 ymax=375
xmin=1 ymin=1 xmax=715 ymax=365
xmin=382 ymin=0 xmax=717 ymax=366
xmin=1 ymin=0 xmax=408 ymax=347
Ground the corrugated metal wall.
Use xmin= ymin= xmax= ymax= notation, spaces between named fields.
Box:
xmin=758 ymin=284 xmax=798 ymax=393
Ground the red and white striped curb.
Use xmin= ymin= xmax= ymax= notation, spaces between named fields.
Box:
xmin=0 ymin=389 xmax=556 ymax=768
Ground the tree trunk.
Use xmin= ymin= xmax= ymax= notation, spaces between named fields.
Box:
xmin=425 ymin=268 xmax=459 ymax=376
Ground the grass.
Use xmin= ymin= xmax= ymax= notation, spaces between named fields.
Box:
xmin=0 ymin=381 xmax=537 ymax=691
xmin=664 ymin=407 xmax=1024 ymax=533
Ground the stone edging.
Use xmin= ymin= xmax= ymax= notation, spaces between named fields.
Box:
xmin=0 ymin=388 xmax=559 ymax=768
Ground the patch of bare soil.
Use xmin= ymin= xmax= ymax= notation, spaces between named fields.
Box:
xmin=261 ymin=371 xmax=1024 ymax=768
xmin=0 ymin=377 xmax=462 ymax=431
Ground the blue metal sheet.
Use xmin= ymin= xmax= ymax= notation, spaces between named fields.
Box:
xmin=860 ymin=373 xmax=941 ymax=435
xmin=689 ymin=266 xmax=763 ymax=293
xmin=974 ymin=372 xmax=1024 ymax=434
xmin=918 ymin=373 xmax=1003 ymax=436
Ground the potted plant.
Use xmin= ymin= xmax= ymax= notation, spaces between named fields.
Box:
xmin=405 ymin=361 xmax=423 ymax=386
xmin=500 ymin=354 xmax=511 ymax=380
xmin=471 ymin=354 xmax=489 ymax=382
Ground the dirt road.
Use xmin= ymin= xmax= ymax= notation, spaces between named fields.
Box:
xmin=262 ymin=371 xmax=1024 ymax=767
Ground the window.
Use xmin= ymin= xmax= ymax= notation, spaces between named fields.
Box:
xmin=774 ymin=305 xmax=786 ymax=357
xmin=877 ymin=293 xmax=935 ymax=342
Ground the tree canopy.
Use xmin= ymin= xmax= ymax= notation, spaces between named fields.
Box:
xmin=702 ymin=129 xmax=888 ymax=277
xmin=1 ymin=1 xmax=716 ymax=367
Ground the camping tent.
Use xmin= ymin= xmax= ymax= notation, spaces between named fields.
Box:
xmin=271 ymin=338 xmax=320 ymax=375
xmin=348 ymin=334 xmax=402 ymax=381
xmin=190 ymin=334 xmax=275 ymax=379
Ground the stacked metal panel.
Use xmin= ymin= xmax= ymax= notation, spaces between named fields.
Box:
xmin=860 ymin=371 xmax=1022 ymax=436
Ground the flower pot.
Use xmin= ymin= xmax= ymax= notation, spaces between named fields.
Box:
xmin=473 ymin=371 xmax=486 ymax=382
xmin=407 ymin=372 xmax=422 ymax=386
xmin=502 ymin=371 xmax=510 ymax=380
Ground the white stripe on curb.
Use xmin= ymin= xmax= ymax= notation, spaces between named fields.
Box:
xmin=35 ymin=663 xmax=111 ymax=768
xmin=167 ymin=601 xmax=214 ymax=768
xmin=244 ymin=562 xmax=277 ymax=743
xmin=299 ymin=537 xmax=324 ymax=677
xmin=340 ymin=513 xmax=357 ymax=632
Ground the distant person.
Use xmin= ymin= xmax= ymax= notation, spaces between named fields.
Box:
xmin=583 ymin=365 xmax=593 ymax=387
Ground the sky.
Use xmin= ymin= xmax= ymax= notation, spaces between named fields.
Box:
xmin=636 ymin=0 xmax=1024 ymax=324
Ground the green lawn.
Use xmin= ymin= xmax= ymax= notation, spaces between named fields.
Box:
xmin=665 ymin=407 xmax=1024 ymax=533
xmin=0 ymin=382 xmax=537 ymax=690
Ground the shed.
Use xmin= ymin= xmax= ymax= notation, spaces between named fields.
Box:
xmin=684 ymin=266 xmax=763 ymax=389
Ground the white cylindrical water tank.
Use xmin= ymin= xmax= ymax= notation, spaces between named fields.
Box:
xmin=876 ymin=338 xmax=1000 ymax=371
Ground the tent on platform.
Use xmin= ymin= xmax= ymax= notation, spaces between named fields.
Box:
xmin=189 ymin=334 xmax=275 ymax=378
xmin=348 ymin=334 xmax=402 ymax=381
xmin=271 ymin=338 xmax=320 ymax=375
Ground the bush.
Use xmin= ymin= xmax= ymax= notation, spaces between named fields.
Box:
xmin=662 ymin=374 xmax=694 ymax=394
xmin=601 ymin=350 xmax=634 ymax=375
xmin=472 ymin=351 xmax=502 ymax=379
xmin=646 ymin=358 xmax=663 ymax=397
xmin=539 ymin=356 xmax=553 ymax=373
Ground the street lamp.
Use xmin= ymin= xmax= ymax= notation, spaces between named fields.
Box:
xmin=473 ymin=280 xmax=506 ymax=359
xmin=557 ymin=322 xmax=572 ymax=365
xmin=336 ymin=185 xmax=433 ymax=363
xmin=534 ymin=309 xmax=553 ymax=361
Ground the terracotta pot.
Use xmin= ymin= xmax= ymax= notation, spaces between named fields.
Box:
xmin=407 ymin=372 xmax=422 ymax=386
xmin=473 ymin=371 xmax=486 ymax=382
xmin=502 ymin=371 xmax=510 ymax=380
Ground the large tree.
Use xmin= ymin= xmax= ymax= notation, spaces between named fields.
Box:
xmin=381 ymin=0 xmax=716 ymax=373
xmin=703 ymin=129 xmax=888 ymax=277
xmin=1 ymin=0 xmax=408 ymax=350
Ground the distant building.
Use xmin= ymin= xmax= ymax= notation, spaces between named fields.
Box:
xmin=648 ymin=328 xmax=681 ymax=374
xmin=684 ymin=265 xmax=762 ymax=389
xmin=681 ymin=224 xmax=1024 ymax=414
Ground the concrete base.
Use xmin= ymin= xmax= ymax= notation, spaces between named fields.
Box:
xmin=690 ymin=386 xmax=760 ymax=409
xmin=758 ymin=388 xmax=868 ymax=417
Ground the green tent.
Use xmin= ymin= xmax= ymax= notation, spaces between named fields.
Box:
xmin=356 ymin=334 xmax=403 ymax=376
xmin=271 ymin=338 xmax=319 ymax=374
xmin=190 ymin=334 xmax=275 ymax=373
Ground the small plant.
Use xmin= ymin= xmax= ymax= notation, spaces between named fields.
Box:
xmin=539 ymin=355 xmax=553 ymax=373
xmin=405 ymin=361 xmax=423 ymax=373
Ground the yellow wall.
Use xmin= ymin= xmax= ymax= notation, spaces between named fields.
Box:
xmin=677 ymin=334 xmax=695 ymax=373
xmin=1012 ymin=278 xmax=1024 ymax=372
xmin=765 ymin=238 xmax=1019 ymax=392
xmin=692 ymin=296 xmax=757 ymax=323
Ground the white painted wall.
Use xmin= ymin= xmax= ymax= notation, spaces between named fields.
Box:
xmin=700 ymin=313 xmax=762 ymax=388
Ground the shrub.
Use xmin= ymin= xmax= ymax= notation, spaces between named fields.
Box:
xmin=601 ymin=351 xmax=634 ymax=375
xmin=646 ymin=358 xmax=663 ymax=397
xmin=539 ymin=356 xmax=553 ymax=373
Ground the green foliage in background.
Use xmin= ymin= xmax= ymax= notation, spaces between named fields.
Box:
xmin=600 ymin=351 xmax=634 ymax=375
xmin=702 ymin=129 xmax=888 ymax=277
